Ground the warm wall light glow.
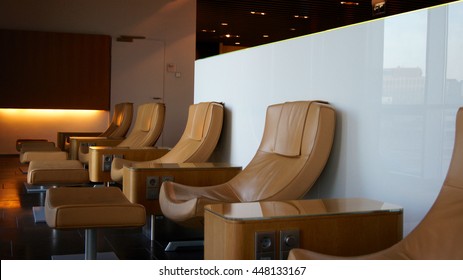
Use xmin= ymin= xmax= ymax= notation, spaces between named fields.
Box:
xmin=0 ymin=201 xmax=21 ymax=209
xmin=0 ymin=108 xmax=105 ymax=118
xmin=0 ymin=108 xmax=109 ymax=154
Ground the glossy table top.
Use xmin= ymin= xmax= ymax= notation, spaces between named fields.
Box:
xmin=128 ymin=162 xmax=242 ymax=170
xmin=70 ymin=136 xmax=124 ymax=140
xmin=204 ymin=198 xmax=403 ymax=221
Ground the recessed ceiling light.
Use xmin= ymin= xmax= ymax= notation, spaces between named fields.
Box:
xmin=340 ymin=1 xmax=360 ymax=5
xmin=293 ymin=15 xmax=309 ymax=19
xmin=235 ymin=42 xmax=241 ymax=45
xmin=263 ymin=35 xmax=269 ymax=38
xmin=221 ymin=22 xmax=228 ymax=26
xmin=250 ymin=11 xmax=266 ymax=16
xmin=221 ymin=34 xmax=240 ymax=38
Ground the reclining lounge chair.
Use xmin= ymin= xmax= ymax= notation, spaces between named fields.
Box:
xmin=288 ymin=106 xmax=463 ymax=260
xmin=19 ymin=102 xmax=134 ymax=164
xmin=109 ymin=101 xmax=226 ymax=183
xmin=107 ymin=102 xmax=243 ymax=243
xmin=158 ymin=101 xmax=336 ymax=250
xmin=25 ymin=102 xmax=165 ymax=190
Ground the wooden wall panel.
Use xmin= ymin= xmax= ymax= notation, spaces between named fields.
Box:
xmin=0 ymin=29 xmax=111 ymax=110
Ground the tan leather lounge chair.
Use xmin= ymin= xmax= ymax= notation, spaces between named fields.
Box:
xmin=159 ymin=101 xmax=336 ymax=229
xmin=19 ymin=102 xmax=133 ymax=163
xmin=108 ymin=101 xmax=225 ymax=183
xmin=66 ymin=102 xmax=134 ymax=160
xmin=88 ymin=102 xmax=134 ymax=138
xmin=288 ymin=107 xmax=463 ymax=260
xmin=80 ymin=102 xmax=165 ymax=165
xmin=26 ymin=103 xmax=165 ymax=188
xmin=108 ymin=102 xmax=245 ymax=245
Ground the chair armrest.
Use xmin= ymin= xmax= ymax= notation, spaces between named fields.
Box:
xmin=122 ymin=163 xmax=242 ymax=215
xmin=68 ymin=137 xmax=125 ymax=160
xmin=88 ymin=146 xmax=171 ymax=183
xmin=57 ymin=132 xmax=102 ymax=151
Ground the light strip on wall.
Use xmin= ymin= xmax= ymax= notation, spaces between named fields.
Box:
xmin=0 ymin=108 xmax=104 ymax=118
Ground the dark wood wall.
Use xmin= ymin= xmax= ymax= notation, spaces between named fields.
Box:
xmin=0 ymin=29 xmax=111 ymax=110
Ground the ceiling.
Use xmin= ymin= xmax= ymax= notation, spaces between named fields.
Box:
xmin=196 ymin=0 xmax=456 ymax=58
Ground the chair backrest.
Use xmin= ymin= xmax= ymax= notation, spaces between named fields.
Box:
xmin=117 ymin=102 xmax=165 ymax=148
xmin=99 ymin=102 xmax=133 ymax=138
xmin=376 ymin=106 xmax=463 ymax=259
xmin=228 ymin=101 xmax=336 ymax=202
xmin=288 ymin=107 xmax=463 ymax=260
xmin=151 ymin=102 xmax=224 ymax=163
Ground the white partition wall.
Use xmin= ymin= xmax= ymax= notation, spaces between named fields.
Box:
xmin=195 ymin=1 xmax=463 ymax=235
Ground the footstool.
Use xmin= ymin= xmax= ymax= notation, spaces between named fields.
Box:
xmin=16 ymin=139 xmax=49 ymax=152
xmin=20 ymin=151 xmax=68 ymax=164
xmin=27 ymin=160 xmax=89 ymax=185
xmin=18 ymin=141 xmax=67 ymax=164
xmin=45 ymin=187 xmax=146 ymax=260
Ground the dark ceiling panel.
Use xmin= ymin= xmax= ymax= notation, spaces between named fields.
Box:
xmin=196 ymin=0 xmax=457 ymax=58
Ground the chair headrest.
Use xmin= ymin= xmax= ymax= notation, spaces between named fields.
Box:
xmin=138 ymin=103 xmax=157 ymax=132
xmin=273 ymin=101 xmax=311 ymax=157
xmin=115 ymin=111 xmax=124 ymax=126
xmin=114 ymin=103 xmax=132 ymax=126
xmin=187 ymin=102 xmax=211 ymax=140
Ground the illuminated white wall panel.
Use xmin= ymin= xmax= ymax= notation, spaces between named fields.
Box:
xmin=195 ymin=1 xmax=463 ymax=235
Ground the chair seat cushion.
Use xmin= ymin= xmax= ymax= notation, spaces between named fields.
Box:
xmin=27 ymin=160 xmax=88 ymax=184
xmin=45 ymin=187 xmax=146 ymax=229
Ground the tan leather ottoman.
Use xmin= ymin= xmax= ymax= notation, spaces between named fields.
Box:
xmin=20 ymin=150 xmax=68 ymax=164
xmin=45 ymin=187 xmax=146 ymax=259
xmin=16 ymin=139 xmax=48 ymax=151
xmin=27 ymin=160 xmax=88 ymax=185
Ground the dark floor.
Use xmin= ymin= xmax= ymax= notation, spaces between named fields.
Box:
xmin=0 ymin=155 xmax=203 ymax=260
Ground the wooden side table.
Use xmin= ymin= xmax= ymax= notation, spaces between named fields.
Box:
xmin=122 ymin=162 xmax=242 ymax=215
xmin=204 ymin=198 xmax=403 ymax=259
xmin=56 ymin=132 xmax=102 ymax=152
